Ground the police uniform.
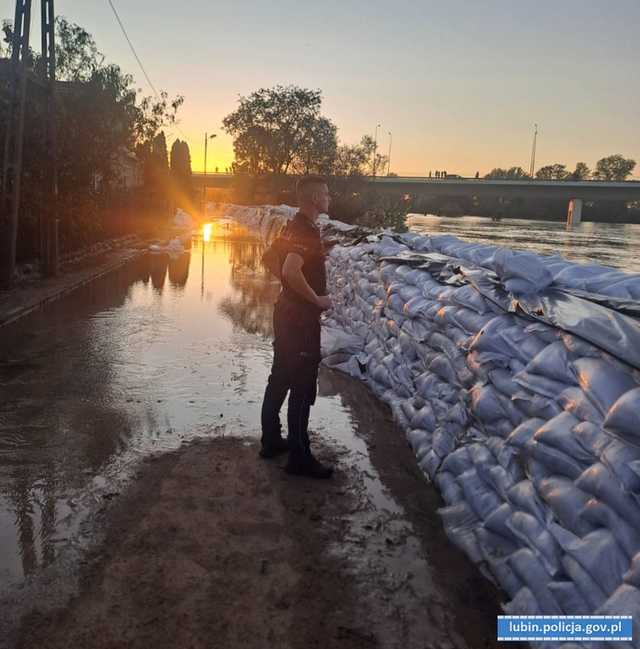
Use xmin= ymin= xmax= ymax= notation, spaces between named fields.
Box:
xmin=260 ymin=211 xmax=326 ymax=465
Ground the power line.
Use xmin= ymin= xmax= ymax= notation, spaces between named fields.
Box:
xmin=105 ymin=0 xmax=188 ymax=141
xmin=106 ymin=0 xmax=159 ymax=98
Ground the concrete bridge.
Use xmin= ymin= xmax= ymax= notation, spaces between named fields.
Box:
xmin=193 ymin=173 xmax=640 ymax=225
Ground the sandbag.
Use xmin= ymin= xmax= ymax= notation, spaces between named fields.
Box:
xmin=558 ymin=387 xmax=604 ymax=425
xmin=503 ymin=587 xmax=541 ymax=615
xmin=548 ymin=581 xmax=591 ymax=615
xmin=457 ymin=469 xmax=503 ymax=520
xmin=597 ymin=584 xmax=640 ymax=643
xmin=470 ymin=384 xmax=508 ymax=423
xmin=562 ymin=554 xmax=608 ymax=611
xmin=506 ymin=510 xmax=561 ymax=575
xmin=507 ymin=480 xmax=548 ymax=523
xmin=576 ymin=463 xmax=640 ymax=528
xmin=436 ymin=471 xmax=464 ymax=505
xmin=440 ymin=446 xmax=472 ymax=476
xmin=572 ymin=358 xmax=638 ymax=416
xmin=600 ymin=439 xmax=640 ymax=493
xmin=533 ymin=412 xmax=594 ymax=465
xmin=580 ymin=498 xmax=640 ymax=559
xmin=506 ymin=418 xmax=546 ymax=450
xmin=604 ymin=387 xmax=640 ymax=442
xmin=514 ymin=371 xmax=571 ymax=400
xmin=623 ymin=553 xmax=640 ymax=587
xmin=508 ymin=549 xmax=562 ymax=614
xmin=573 ymin=421 xmax=612 ymax=457
xmin=525 ymin=341 xmax=577 ymax=384
xmin=524 ymin=438 xmax=586 ymax=481
xmin=538 ymin=477 xmax=594 ymax=537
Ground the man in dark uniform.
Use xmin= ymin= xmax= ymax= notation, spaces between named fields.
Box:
xmin=260 ymin=176 xmax=333 ymax=479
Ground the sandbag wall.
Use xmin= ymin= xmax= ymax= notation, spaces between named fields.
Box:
xmin=221 ymin=204 xmax=640 ymax=648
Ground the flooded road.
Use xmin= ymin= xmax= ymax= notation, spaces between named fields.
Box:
xmin=408 ymin=214 xmax=640 ymax=272
xmin=0 ymin=221 xmax=502 ymax=649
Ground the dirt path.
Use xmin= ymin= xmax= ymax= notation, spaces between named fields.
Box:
xmin=14 ymin=433 xmax=502 ymax=649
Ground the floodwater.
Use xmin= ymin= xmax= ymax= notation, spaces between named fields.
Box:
xmin=0 ymin=220 xmax=502 ymax=649
xmin=408 ymin=214 xmax=640 ymax=273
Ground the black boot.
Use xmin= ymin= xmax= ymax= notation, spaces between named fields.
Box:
xmin=285 ymin=455 xmax=334 ymax=479
xmin=259 ymin=437 xmax=290 ymax=459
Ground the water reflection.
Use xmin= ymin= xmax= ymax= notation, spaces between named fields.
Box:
xmin=408 ymin=214 xmax=640 ymax=272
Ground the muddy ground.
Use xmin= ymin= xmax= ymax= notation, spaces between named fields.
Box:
xmin=14 ymin=429 xmax=502 ymax=649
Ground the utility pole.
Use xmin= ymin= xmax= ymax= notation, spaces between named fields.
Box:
xmin=529 ymin=123 xmax=538 ymax=178
xmin=372 ymin=123 xmax=381 ymax=179
xmin=1 ymin=0 xmax=58 ymax=286
xmin=1 ymin=0 xmax=32 ymax=287
xmin=41 ymin=0 xmax=58 ymax=277
xmin=202 ymin=132 xmax=216 ymax=214
xmin=387 ymin=131 xmax=392 ymax=176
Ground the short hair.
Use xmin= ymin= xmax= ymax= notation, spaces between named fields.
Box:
xmin=296 ymin=175 xmax=327 ymax=202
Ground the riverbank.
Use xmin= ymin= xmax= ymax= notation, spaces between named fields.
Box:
xmin=12 ymin=435 xmax=501 ymax=649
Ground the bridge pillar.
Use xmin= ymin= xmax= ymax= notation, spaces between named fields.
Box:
xmin=567 ymin=198 xmax=583 ymax=227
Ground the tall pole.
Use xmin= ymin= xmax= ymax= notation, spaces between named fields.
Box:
xmin=387 ymin=131 xmax=392 ymax=176
xmin=529 ymin=123 xmax=538 ymax=178
xmin=41 ymin=0 xmax=58 ymax=276
xmin=372 ymin=123 xmax=381 ymax=179
xmin=202 ymin=132 xmax=208 ymax=213
xmin=0 ymin=0 xmax=32 ymax=287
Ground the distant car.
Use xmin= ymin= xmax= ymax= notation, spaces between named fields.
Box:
xmin=443 ymin=174 xmax=463 ymax=179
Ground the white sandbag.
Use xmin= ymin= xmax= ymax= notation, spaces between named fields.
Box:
xmin=433 ymin=426 xmax=457 ymax=458
xmin=500 ymin=326 xmax=548 ymax=363
xmin=470 ymin=384 xmax=507 ymax=423
xmin=525 ymin=341 xmax=577 ymax=384
xmin=320 ymin=326 xmax=364 ymax=357
xmin=514 ymin=370 xmax=569 ymax=399
xmin=562 ymin=554 xmax=608 ymax=611
xmin=572 ymin=358 xmax=638 ymax=416
xmin=436 ymin=471 xmax=464 ymax=505
xmin=601 ymin=439 xmax=640 ymax=493
xmin=429 ymin=331 xmax=461 ymax=360
xmin=452 ymin=308 xmax=494 ymax=335
xmin=446 ymin=402 xmax=468 ymax=428
xmin=450 ymin=284 xmax=489 ymax=314
xmin=503 ymin=587 xmax=541 ymax=615
xmin=476 ymin=464 xmax=514 ymax=500
xmin=485 ymin=503 xmax=518 ymax=541
xmin=573 ymin=421 xmax=612 ymax=457
xmin=507 ymin=480 xmax=548 ymax=523
xmin=419 ymin=449 xmax=442 ymax=478
xmin=580 ymin=498 xmax=640 ymax=559
xmin=440 ymin=446 xmax=473 ymax=476
xmin=486 ymin=556 xmax=523 ymax=598
xmin=508 ymin=549 xmax=562 ymax=614
xmin=458 ymin=469 xmax=503 ymax=520
xmin=624 ymin=553 xmax=640 ymax=587
xmin=604 ymin=387 xmax=640 ymax=442
xmin=597 ymin=584 xmax=640 ymax=644
xmin=489 ymin=369 xmax=523 ymax=397
xmin=533 ymin=412 xmax=594 ymax=465
xmin=407 ymin=428 xmax=432 ymax=453
xmin=410 ymin=404 xmax=437 ymax=433
xmin=576 ymin=463 xmax=640 ymax=528
xmin=524 ymin=438 xmax=587 ymax=480
xmin=403 ymin=296 xmax=432 ymax=319
xmin=506 ymin=511 xmax=561 ymax=575
xmin=494 ymin=249 xmax=553 ymax=289
xmin=548 ymin=581 xmax=591 ymax=615
xmin=538 ymin=477 xmax=594 ymax=537
xmin=475 ymin=527 xmax=518 ymax=558
xmin=561 ymin=333 xmax=601 ymax=358
xmin=558 ymin=387 xmax=604 ymax=425
xmin=428 ymin=354 xmax=459 ymax=385
xmin=561 ymin=529 xmax=629 ymax=597
xmin=415 ymin=372 xmax=458 ymax=403
xmin=468 ymin=315 xmax=517 ymax=357
xmin=512 ymin=392 xmax=563 ymax=420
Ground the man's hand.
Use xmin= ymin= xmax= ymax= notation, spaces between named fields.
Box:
xmin=315 ymin=295 xmax=332 ymax=311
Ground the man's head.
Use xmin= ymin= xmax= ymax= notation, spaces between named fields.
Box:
xmin=296 ymin=176 xmax=330 ymax=218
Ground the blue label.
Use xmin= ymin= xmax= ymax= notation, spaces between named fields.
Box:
xmin=497 ymin=616 xmax=633 ymax=642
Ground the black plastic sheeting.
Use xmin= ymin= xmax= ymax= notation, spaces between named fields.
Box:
xmin=378 ymin=251 xmax=640 ymax=372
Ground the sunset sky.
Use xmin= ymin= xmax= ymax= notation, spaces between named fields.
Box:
xmin=49 ymin=0 xmax=640 ymax=177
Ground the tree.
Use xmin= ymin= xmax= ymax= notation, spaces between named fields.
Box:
xmin=593 ymin=155 xmax=636 ymax=181
xmin=291 ymin=117 xmax=337 ymax=175
xmin=170 ymin=139 xmax=192 ymax=199
xmin=484 ymin=167 xmax=531 ymax=180
xmin=570 ymin=162 xmax=591 ymax=181
xmin=536 ymin=164 xmax=569 ymax=180
xmin=222 ymin=85 xmax=337 ymax=175
xmin=0 ymin=15 xmax=183 ymax=257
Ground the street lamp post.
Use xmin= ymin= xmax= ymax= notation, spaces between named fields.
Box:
xmin=372 ymin=123 xmax=381 ymax=179
xmin=202 ymin=132 xmax=217 ymax=214
xmin=387 ymin=131 xmax=392 ymax=176
xmin=529 ymin=124 xmax=538 ymax=178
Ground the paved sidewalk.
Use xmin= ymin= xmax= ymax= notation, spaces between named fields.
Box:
xmin=0 ymin=238 xmax=146 ymax=329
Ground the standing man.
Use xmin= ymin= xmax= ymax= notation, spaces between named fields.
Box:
xmin=260 ymin=176 xmax=333 ymax=479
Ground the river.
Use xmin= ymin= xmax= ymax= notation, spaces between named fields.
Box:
xmin=407 ymin=214 xmax=640 ymax=273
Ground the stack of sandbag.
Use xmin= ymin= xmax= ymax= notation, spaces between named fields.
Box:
xmin=225 ymin=204 xmax=640 ymax=645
